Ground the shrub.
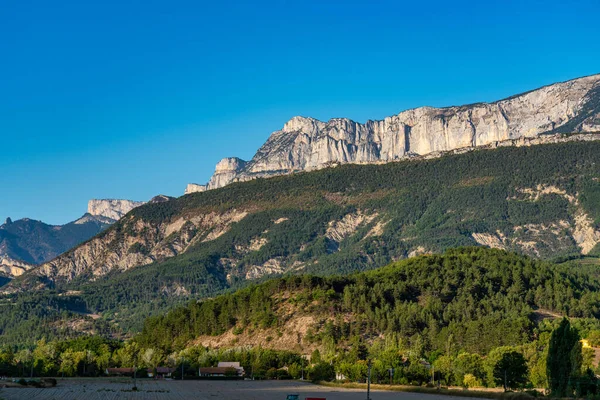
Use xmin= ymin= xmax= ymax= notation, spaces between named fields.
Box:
xmin=463 ymin=373 xmax=481 ymax=388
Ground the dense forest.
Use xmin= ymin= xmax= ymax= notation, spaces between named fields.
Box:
xmin=3 ymin=140 xmax=600 ymax=342
xmin=135 ymin=247 xmax=600 ymax=354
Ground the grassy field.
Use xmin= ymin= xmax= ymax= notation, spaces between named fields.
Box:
xmin=0 ymin=378 xmax=491 ymax=400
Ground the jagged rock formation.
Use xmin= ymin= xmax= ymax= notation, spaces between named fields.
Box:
xmin=5 ymin=74 xmax=600 ymax=297
xmin=149 ymin=195 xmax=175 ymax=204
xmin=186 ymin=74 xmax=600 ymax=194
xmin=87 ymin=199 xmax=145 ymax=221
xmin=185 ymin=158 xmax=248 ymax=193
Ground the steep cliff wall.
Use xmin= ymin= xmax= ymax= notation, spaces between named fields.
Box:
xmin=186 ymin=74 xmax=600 ymax=194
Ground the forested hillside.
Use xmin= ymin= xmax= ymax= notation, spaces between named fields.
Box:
xmin=4 ymin=248 xmax=600 ymax=392
xmin=128 ymin=247 xmax=600 ymax=390
xmin=3 ymin=140 xmax=600 ymax=341
xmin=136 ymin=247 xmax=600 ymax=355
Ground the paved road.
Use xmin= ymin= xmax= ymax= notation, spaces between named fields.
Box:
xmin=0 ymin=379 xmax=487 ymax=400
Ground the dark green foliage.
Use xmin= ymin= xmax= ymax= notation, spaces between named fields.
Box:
xmin=580 ymin=179 xmax=600 ymax=226
xmin=574 ymin=369 xmax=599 ymax=398
xmin=493 ymin=351 xmax=528 ymax=390
xmin=6 ymin=140 xmax=600 ymax=344
xmin=546 ymin=318 xmax=580 ymax=397
xmin=308 ymin=362 xmax=335 ymax=382
xmin=136 ymin=248 xmax=600 ymax=357
xmin=0 ymin=292 xmax=115 ymax=345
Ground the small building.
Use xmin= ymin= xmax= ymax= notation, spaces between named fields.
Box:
xmin=217 ymin=362 xmax=245 ymax=376
xmin=148 ymin=367 xmax=176 ymax=379
xmin=156 ymin=367 xmax=176 ymax=378
xmin=199 ymin=362 xmax=245 ymax=378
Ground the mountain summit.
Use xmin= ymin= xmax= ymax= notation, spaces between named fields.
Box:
xmin=87 ymin=199 xmax=146 ymax=221
xmin=186 ymin=74 xmax=600 ymax=194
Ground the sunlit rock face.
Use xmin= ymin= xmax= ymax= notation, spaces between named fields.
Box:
xmin=87 ymin=199 xmax=145 ymax=221
xmin=185 ymin=74 xmax=600 ymax=194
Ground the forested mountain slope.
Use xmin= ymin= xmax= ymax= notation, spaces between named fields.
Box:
xmin=3 ymin=139 xmax=600 ymax=341
xmin=136 ymin=247 xmax=600 ymax=357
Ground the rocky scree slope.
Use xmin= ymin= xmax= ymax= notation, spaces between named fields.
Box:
xmin=187 ymin=74 xmax=600 ymax=194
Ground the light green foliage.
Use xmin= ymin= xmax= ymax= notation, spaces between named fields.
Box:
xmin=463 ymin=373 xmax=481 ymax=388
xmin=433 ymin=355 xmax=453 ymax=385
xmin=453 ymin=353 xmax=484 ymax=386
xmin=586 ymin=329 xmax=600 ymax=346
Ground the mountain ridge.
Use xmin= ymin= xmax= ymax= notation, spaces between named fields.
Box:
xmin=186 ymin=73 xmax=600 ymax=194
xmin=0 ymin=199 xmax=145 ymax=280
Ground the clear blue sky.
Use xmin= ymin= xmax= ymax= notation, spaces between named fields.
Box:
xmin=1 ymin=0 xmax=599 ymax=225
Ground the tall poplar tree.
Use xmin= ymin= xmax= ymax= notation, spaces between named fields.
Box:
xmin=546 ymin=318 xmax=580 ymax=397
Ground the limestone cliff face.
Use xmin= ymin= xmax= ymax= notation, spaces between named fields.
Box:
xmin=87 ymin=199 xmax=145 ymax=221
xmin=186 ymin=74 xmax=600 ymax=193
xmin=184 ymin=158 xmax=247 ymax=194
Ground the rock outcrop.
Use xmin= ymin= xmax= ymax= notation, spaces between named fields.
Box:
xmin=87 ymin=199 xmax=145 ymax=221
xmin=186 ymin=74 xmax=600 ymax=194
xmin=185 ymin=158 xmax=247 ymax=194
xmin=149 ymin=194 xmax=175 ymax=203
xmin=0 ymin=256 xmax=34 ymax=278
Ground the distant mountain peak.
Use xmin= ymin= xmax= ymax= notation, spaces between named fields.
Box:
xmin=0 ymin=198 xmax=146 ymax=269
xmin=87 ymin=199 xmax=145 ymax=220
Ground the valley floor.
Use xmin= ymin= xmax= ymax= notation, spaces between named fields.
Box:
xmin=0 ymin=378 xmax=488 ymax=400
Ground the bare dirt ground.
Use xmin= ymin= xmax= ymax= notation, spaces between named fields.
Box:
xmin=0 ymin=378 xmax=487 ymax=400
